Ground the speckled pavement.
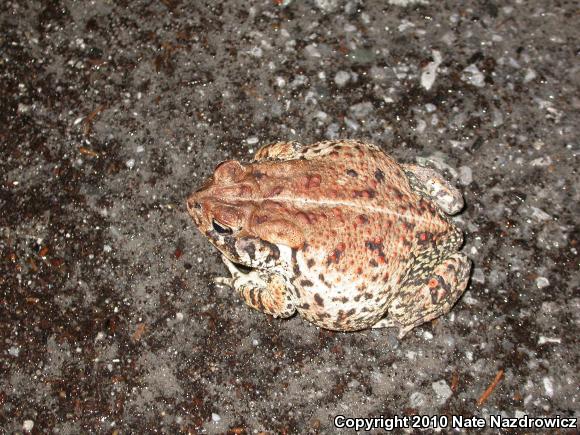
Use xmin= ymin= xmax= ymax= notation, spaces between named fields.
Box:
xmin=1 ymin=1 xmax=578 ymax=433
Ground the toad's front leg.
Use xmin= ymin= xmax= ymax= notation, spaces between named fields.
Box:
xmin=216 ymin=255 xmax=297 ymax=318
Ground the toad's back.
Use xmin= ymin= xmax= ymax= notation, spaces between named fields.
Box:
xmin=246 ymin=140 xmax=453 ymax=277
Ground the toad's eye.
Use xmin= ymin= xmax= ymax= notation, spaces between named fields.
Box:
xmin=212 ymin=219 xmax=233 ymax=235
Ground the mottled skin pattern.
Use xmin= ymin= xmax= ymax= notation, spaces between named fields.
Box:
xmin=187 ymin=140 xmax=471 ymax=338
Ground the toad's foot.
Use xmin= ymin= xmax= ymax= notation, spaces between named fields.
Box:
xmin=403 ymin=164 xmax=464 ymax=215
xmin=218 ymin=255 xmax=296 ymax=318
xmin=370 ymin=317 xmax=416 ymax=339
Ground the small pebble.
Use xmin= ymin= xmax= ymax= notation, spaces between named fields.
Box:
xmin=530 ymin=156 xmax=553 ymax=167
xmin=334 ymin=71 xmax=350 ymax=87
xmin=420 ymin=50 xmax=442 ymax=90
xmin=125 ymin=159 xmax=135 ymax=169
xmin=211 ymin=413 xmax=221 ymax=422
xmin=523 ymin=68 xmax=537 ymax=83
xmin=535 ymin=277 xmax=550 ymax=289
xmin=533 ymin=140 xmax=544 ymax=150
xmin=326 ymin=123 xmax=340 ymax=139
xmin=398 ymin=20 xmax=415 ymax=32
xmin=314 ymin=0 xmax=340 ymax=12
xmin=290 ymin=75 xmax=307 ymax=89
xmin=472 ymin=268 xmax=485 ymax=284
xmin=304 ymin=44 xmax=321 ymax=58
xmin=248 ymin=46 xmax=262 ymax=58
xmin=390 ymin=0 xmax=427 ymax=5
xmin=314 ymin=111 xmax=328 ymax=121
xmin=344 ymin=118 xmax=360 ymax=131
xmin=458 ymin=166 xmax=473 ymax=185
xmin=462 ymin=293 xmax=478 ymax=305
xmin=23 ymin=420 xmax=34 ymax=432
xmin=349 ymin=102 xmax=374 ymax=119
xmin=543 ymin=377 xmax=554 ymax=397
xmin=415 ymin=119 xmax=426 ymax=133
xmin=432 ymin=380 xmax=453 ymax=402
xmin=409 ymin=391 xmax=427 ymax=408
xmin=530 ymin=206 xmax=551 ymax=221
xmin=424 ymin=103 xmax=437 ymax=113
xmin=461 ymin=64 xmax=485 ymax=87
xmin=492 ymin=108 xmax=504 ymax=127
xmin=538 ymin=336 xmax=561 ymax=345
xmin=370 ymin=66 xmax=387 ymax=81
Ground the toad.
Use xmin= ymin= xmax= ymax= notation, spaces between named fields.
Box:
xmin=187 ymin=140 xmax=471 ymax=337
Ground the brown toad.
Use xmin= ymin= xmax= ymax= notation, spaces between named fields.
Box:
xmin=187 ymin=140 xmax=471 ymax=337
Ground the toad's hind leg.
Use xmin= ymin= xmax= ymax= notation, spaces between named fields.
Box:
xmin=374 ymin=253 xmax=471 ymax=338
xmin=217 ymin=255 xmax=296 ymax=318
xmin=402 ymin=164 xmax=464 ymax=215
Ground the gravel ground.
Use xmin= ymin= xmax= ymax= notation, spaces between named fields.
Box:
xmin=1 ymin=0 xmax=579 ymax=433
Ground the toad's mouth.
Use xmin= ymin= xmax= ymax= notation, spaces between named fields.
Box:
xmin=231 ymin=261 xmax=254 ymax=275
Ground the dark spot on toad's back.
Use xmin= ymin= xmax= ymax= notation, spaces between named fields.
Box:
xmin=374 ymin=169 xmax=385 ymax=183
xmin=314 ymin=293 xmax=324 ymax=307
xmin=332 ymin=296 xmax=349 ymax=303
xmin=326 ymin=248 xmax=342 ymax=265
xmin=318 ymin=273 xmax=330 ymax=286
xmin=293 ymin=261 xmax=301 ymax=275
xmin=254 ymin=215 xmax=268 ymax=225
xmin=365 ymin=240 xmax=383 ymax=251
xmin=356 ymin=214 xmax=369 ymax=225
xmin=402 ymin=221 xmax=416 ymax=231
xmin=346 ymin=169 xmax=358 ymax=177
xmin=267 ymin=185 xmax=284 ymax=197
xmin=253 ymin=170 xmax=265 ymax=179
xmin=353 ymin=189 xmax=376 ymax=199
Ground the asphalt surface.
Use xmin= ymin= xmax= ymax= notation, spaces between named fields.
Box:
xmin=1 ymin=0 xmax=578 ymax=433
